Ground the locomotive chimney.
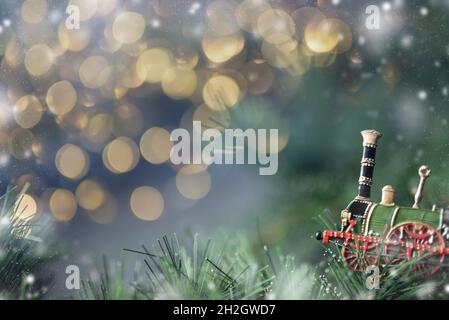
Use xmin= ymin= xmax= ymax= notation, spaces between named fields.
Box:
xmin=357 ymin=130 xmax=382 ymax=200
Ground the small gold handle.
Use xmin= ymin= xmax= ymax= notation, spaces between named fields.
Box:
xmin=413 ymin=165 xmax=431 ymax=209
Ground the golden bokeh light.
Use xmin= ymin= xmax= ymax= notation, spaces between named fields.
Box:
xmin=112 ymin=12 xmax=146 ymax=44
xmin=136 ymin=48 xmax=173 ymax=83
xmin=112 ymin=104 xmax=143 ymax=138
xmin=203 ymin=75 xmax=241 ymax=110
xmin=8 ymin=128 xmax=35 ymax=160
xmin=55 ymin=144 xmax=90 ymax=180
xmin=96 ymin=0 xmax=118 ymax=16
xmin=130 ymin=186 xmax=164 ymax=221
xmin=257 ymin=9 xmax=295 ymax=44
xmin=14 ymin=95 xmax=43 ymax=129
xmin=176 ymin=165 xmax=211 ymax=200
xmin=58 ymin=23 xmax=91 ymax=52
xmin=5 ymin=37 xmax=23 ymax=68
xmin=174 ymin=45 xmax=199 ymax=69
xmin=139 ymin=127 xmax=173 ymax=164
xmin=49 ymin=189 xmax=77 ymax=222
xmin=46 ymin=80 xmax=77 ymax=115
xmin=79 ymin=56 xmax=109 ymax=88
xmin=83 ymin=113 xmax=112 ymax=146
xmin=193 ymin=104 xmax=230 ymax=132
xmin=261 ymin=38 xmax=298 ymax=69
xmin=206 ymin=0 xmax=239 ymax=36
xmin=87 ymin=193 xmax=117 ymax=224
xmin=162 ymin=66 xmax=197 ymax=99
xmin=75 ymin=180 xmax=105 ymax=210
xmin=25 ymin=43 xmax=53 ymax=76
xmin=291 ymin=7 xmax=326 ymax=41
xmin=304 ymin=18 xmax=339 ymax=53
xmin=235 ymin=0 xmax=271 ymax=33
xmin=21 ymin=0 xmax=48 ymax=24
xmin=14 ymin=194 xmax=38 ymax=220
xmin=103 ymin=137 xmax=139 ymax=173
xmin=202 ymin=32 xmax=244 ymax=64
xmin=102 ymin=24 xmax=122 ymax=53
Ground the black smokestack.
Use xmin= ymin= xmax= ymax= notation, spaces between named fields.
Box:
xmin=357 ymin=130 xmax=382 ymax=199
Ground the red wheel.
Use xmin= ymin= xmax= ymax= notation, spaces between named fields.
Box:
xmin=342 ymin=237 xmax=380 ymax=272
xmin=384 ymin=222 xmax=445 ymax=277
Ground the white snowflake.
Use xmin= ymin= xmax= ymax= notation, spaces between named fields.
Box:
xmin=420 ymin=7 xmax=429 ymax=16
xmin=418 ymin=90 xmax=427 ymax=100
xmin=25 ymin=274 xmax=35 ymax=285
xmin=382 ymin=2 xmax=392 ymax=11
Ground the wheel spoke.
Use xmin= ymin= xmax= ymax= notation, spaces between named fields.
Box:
xmin=385 ymin=223 xmax=445 ymax=278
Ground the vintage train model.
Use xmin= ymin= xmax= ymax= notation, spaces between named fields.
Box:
xmin=316 ymin=130 xmax=449 ymax=277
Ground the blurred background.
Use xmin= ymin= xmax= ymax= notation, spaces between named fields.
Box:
xmin=1 ymin=0 xmax=449 ymax=297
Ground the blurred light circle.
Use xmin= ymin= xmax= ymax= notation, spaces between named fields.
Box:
xmin=203 ymin=75 xmax=240 ymax=110
xmin=304 ymin=18 xmax=339 ymax=53
xmin=235 ymin=0 xmax=271 ymax=33
xmin=162 ymin=66 xmax=197 ymax=99
xmin=55 ymin=144 xmax=90 ymax=180
xmin=112 ymin=12 xmax=146 ymax=44
xmin=87 ymin=193 xmax=117 ymax=224
xmin=83 ymin=113 xmax=112 ymax=145
xmin=139 ymin=127 xmax=173 ymax=164
xmin=58 ymin=23 xmax=91 ymax=52
xmin=46 ymin=80 xmax=77 ymax=115
xmin=96 ymin=0 xmax=118 ymax=16
xmin=261 ymin=38 xmax=298 ymax=69
xmin=206 ymin=0 xmax=239 ymax=36
xmin=25 ymin=44 xmax=53 ymax=76
xmin=121 ymin=41 xmax=148 ymax=57
xmin=102 ymin=24 xmax=122 ymax=53
xmin=69 ymin=0 xmax=98 ymax=21
xmin=79 ymin=56 xmax=109 ymax=88
xmin=193 ymin=104 xmax=230 ymax=132
xmin=21 ymin=0 xmax=48 ymax=24
xmin=103 ymin=137 xmax=139 ymax=173
xmin=49 ymin=189 xmax=77 ymax=222
xmin=5 ymin=37 xmax=23 ymax=68
xmin=202 ymin=32 xmax=244 ymax=64
xmin=112 ymin=104 xmax=143 ymax=138
xmin=15 ymin=194 xmax=38 ymax=220
xmin=176 ymin=165 xmax=211 ymax=200
xmin=174 ymin=45 xmax=199 ymax=69
xmin=130 ymin=186 xmax=164 ymax=221
xmin=257 ymin=9 xmax=295 ymax=44
xmin=8 ymin=128 xmax=35 ymax=160
xmin=76 ymin=180 xmax=105 ymax=210
xmin=14 ymin=95 xmax=43 ymax=129
xmin=291 ymin=7 xmax=326 ymax=41
xmin=136 ymin=48 xmax=173 ymax=83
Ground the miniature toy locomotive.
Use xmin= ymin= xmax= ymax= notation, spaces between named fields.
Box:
xmin=316 ymin=130 xmax=449 ymax=277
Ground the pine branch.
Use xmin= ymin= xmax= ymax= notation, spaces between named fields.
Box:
xmin=0 ymin=185 xmax=59 ymax=299
xmin=80 ymin=233 xmax=314 ymax=300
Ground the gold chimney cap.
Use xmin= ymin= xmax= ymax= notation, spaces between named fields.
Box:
xmin=361 ymin=129 xmax=382 ymax=145
xmin=381 ymin=185 xmax=395 ymax=206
